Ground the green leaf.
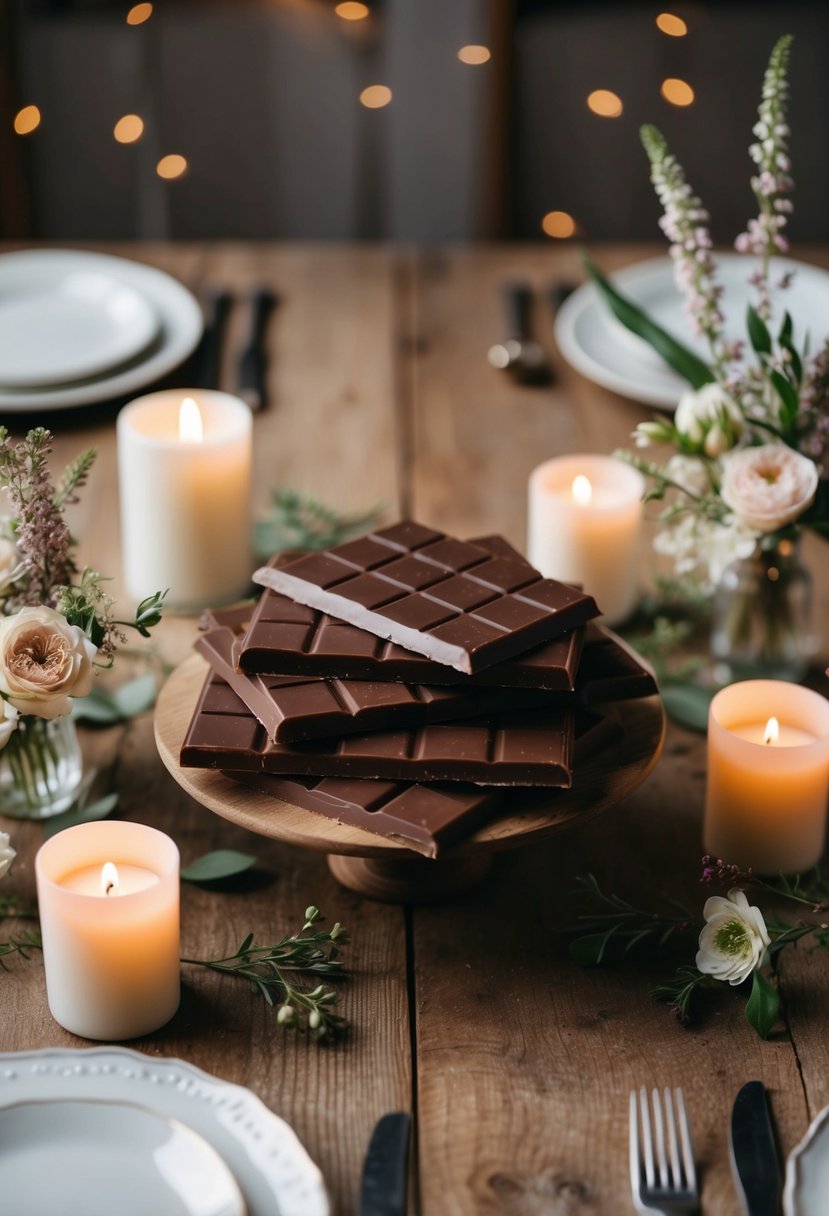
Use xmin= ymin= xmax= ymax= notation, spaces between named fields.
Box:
xmin=747 ymin=305 xmax=772 ymax=355
xmin=568 ymin=933 xmax=612 ymax=966
xmin=661 ymin=683 xmax=715 ymax=733
xmin=43 ymin=793 xmax=119 ymax=839
xmin=181 ymin=849 xmax=257 ymax=883
xmin=779 ymin=311 xmax=793 ymax=345
xmin=768 ymin=369 xmax=799 ymax=426
xmin=112 ymin=673 xmax=157 ymax=719
xmin=71 ymin=686 xmax=121 ymax=724
xmin=745 ymin=969 xmax=780 ymax=1039
xmin=582 ymin=255 xmax=715 ymax=390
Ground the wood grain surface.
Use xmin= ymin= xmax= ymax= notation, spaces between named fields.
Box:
xmin=1 ymin=241 xmax=828 ymax=1216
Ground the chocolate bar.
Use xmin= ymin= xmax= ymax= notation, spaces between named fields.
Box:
xmin=197 ymin=622 xmax=555 ymax=743
xmin=180 ymin=667 xmax=575 ymax=786
xmin=252 ymin=521 xmax=599 ymax=675
xmin=238 ymin=539 xmax=584 ymax=690
xmin=579 ymin=626 xmax=658 ymax=703
xmin=227 ymin=710 xmax=618 ymax=857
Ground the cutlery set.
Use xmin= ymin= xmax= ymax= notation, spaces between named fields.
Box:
xmin=631 ymin=1081 xmax=785 ymax=1216
xmin=191 ymin=285 xmax=277 ymax=410
xmin=487 ymin=279 xmax=575 ymax=387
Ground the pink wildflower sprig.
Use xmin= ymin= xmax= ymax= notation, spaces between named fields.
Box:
xmin=800 ymin=339 xmax=829 ymax=467
xmin=640 ymin=124 xmax=731 ymax=373
xmin=735 ymin=34 xmax=794 ymax=318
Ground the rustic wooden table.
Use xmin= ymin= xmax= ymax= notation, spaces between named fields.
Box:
xmin=2 ymin=243 xmax=828 ymax=1216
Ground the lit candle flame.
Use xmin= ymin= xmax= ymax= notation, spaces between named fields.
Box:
xmin=178 ymin=397 xmax=203 ymax=444
xmin=101 ymin=862 xmax=120 ymax=897
xmin=764 ymin=717 xmax=779 ymax=746
xmin=572 ymin=474 xmax=592 ymax=506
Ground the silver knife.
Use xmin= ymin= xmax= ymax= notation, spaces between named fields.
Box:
xmin=360 ymin=1111 xmax=410 ymax=1216
xmin=730 ymin=1081 xmax=781 ymax=1216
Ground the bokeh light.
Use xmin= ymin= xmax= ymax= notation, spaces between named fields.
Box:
xmin=126 ymin=3 xmax=153 ymax=25
xmin=114 ymin=114 xmax=144 ymax=144
xmin=335 ymin=2 xmax=369 ymax=19
xmin=656 ymin=13 xmax=688 ymax=36
xmin=587 ymin=89 xmax=623 ymax=118
xmin=457 ymin=45 xmax=491 ymax=65
xmin=156 ymin=154 xmax=188 ymax=180
xmin=541 ymin=210 xmax=576 ymax=239
xmin=13 ymin=105 xmax=41 ymax=135
xmin=661 ymin=78 xmax=695 ymax=106
xmin=359 ymin=85 xmax=392 ymax=109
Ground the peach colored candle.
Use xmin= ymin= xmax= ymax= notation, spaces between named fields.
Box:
xmin=36 ymin=822 xmax=180 ymax=1040
xmin=118 ymin=389 xmax=252 ymax=612
xmin=704 ymin=680 xmax=829 ymax=874
xmin=527 ymin=454 xmax=644 ymax=626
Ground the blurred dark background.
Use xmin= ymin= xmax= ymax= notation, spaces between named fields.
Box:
xmin=2 ymin=0 xmax=828 ymax=244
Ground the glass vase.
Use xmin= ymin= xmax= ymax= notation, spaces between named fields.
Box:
xmin=0 ymin=714 xmax=83 ymax=819
xmin=710 ymin=538 xmax=815 ymax=684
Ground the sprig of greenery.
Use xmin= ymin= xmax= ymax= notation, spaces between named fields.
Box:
xmin=181 ymin=906 xmax=350 ymax=1040
xmin=567 ymin=874 xmax=695 ymax=965
xmin=0 ymin=930 xmax=42 ymax=970
xmin=54 ymin=447 xmax=96 ymax=508
xmin=0 ymin=894 xmax=37 ymax=920
xmin=254 ymin=489 xmax=382 ymax=560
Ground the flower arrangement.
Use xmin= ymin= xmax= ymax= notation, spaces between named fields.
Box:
xmin=569 ymin=859 xmax=829 ymax=1040
xmin=585 ymin=35 xmax=828 ymax=600
xmin=0 ymin=426 xmax=164 ymax=814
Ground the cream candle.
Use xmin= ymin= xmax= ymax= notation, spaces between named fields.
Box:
xmin=704 ymin=680 xmax=829 ymax=874
xmin=117 ymin=390 xmax=252 ymax=613
xmin=527 ymin=454 xmax=644 ymax=626
xmin=36 ymin=821 xmax=180 ymax=1040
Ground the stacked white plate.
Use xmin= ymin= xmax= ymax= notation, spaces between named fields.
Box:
xmin=554 ymin=253 xmax=829 ymax=410
xmin=0 ymin=250 xmax=203 ymax=412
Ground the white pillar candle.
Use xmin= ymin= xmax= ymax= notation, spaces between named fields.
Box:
xmin=36 ymin=821 xmax=180 ymax=1040
xmin=527 ymin=454 xmax=644 ymax=626
xmin=704 ymin=680 xmax=829 ymax=874
xmin=117 ymin=390 xmax=252 ymax=612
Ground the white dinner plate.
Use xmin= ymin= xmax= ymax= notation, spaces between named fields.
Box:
xmin=784 ymin=1104 xmax=829 ymax=1216
xmin=554 ymin=253 xmax=829 ymax=409
xmin=0 ymin=1047 xmax=329 ymax=1216
xmin=0 ymin=251 xmax=203 ymax=412
xmin=0 ymin=1099 xmax=245 ymax=1216
xmin=0 ymin=265 xmax=159 ymax=388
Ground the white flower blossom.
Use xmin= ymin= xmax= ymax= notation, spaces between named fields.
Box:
xmin=0 ymin=699 xmax=17 ymax=750
xmin=696 ymin=888 xmax=770 ymax=985
xmin=674 ymin=383 xmax=745 ymax=454
xmin=664 ymin=454 xmax=710 ymax=498
xmin=653 ymin=514 xmax=758 ymax=590
xmin=0 ymin=831 xmax=15 ymax=881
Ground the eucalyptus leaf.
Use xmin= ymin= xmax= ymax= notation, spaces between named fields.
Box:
xmin=72 ymin=674 xmax=156 ymax=725
xmin=661 ymin=683 xmax=715 ymax=733
xmin=581 ymin=255 xmax=715 ymax=389
xmin=745 ymin=969 xmax=780 ymax=1039
xmin=181 ymin=849 xmax=258 ymax=883
xmin=112 ymin=673 xmax=157 ymax=719
xmin=747 ymin=305 xmax=772 ymax=355
xmin=71 ymin=686 xmax=121 ymax=724
xmin=43 ymin=793 xmax=119 ymax=840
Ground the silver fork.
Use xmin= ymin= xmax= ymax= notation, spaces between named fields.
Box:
xmin=629 ymin=1087 xmax=700 ymax=1215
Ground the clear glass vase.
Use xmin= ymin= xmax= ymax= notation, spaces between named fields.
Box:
xmin=0 ymin=714 xmax=83 ymax=819
xmin=710 ymin=538 xmax=815 ymax=684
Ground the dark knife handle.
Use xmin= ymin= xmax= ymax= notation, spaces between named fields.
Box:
xmin=549 ymin=280 xmax=577 ymax=315
xmin=237 ymin=288 xmax=277 ymax=411
xmin=191 ymin=289 xmax=232 ymax=389
xmin=360 ymin=1111 xmax=410 ymax=1216
xmin=502 ymin=283 xmax=533 ymax=340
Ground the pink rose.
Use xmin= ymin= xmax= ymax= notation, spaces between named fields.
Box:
xmin=0 ymin=606 xmax=97 ymax=719
xmin=720 ymin=444 xmax=818 ymax=533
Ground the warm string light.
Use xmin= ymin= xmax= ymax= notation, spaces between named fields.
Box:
xmin=541 ymin=210 xmax=576 ymax=239
xmin=587 ymin=89 xmax=623 ymax=118
xmin=359 ymin=85 xmax=392 ymax=109
xmin=656 ymin=13 xmax=688 ymax=37
xmin=126 ymin=2 xmax=153 ymax=25
xmin=13 ymin=105 xmax=41 ymax=135
xmin=661 ymin=78 xmax=695 ymax=107
xmin=335 ymin=1 xmax=369 ymax=18
xmin=157 ymin=154 xmax=188 ymax=180
xmin=457 ymin=45 xmax=491 ymax=65
xmin=114 ymin=114 xmax=144 ymax=144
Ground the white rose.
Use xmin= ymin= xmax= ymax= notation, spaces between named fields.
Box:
xmin=0 ymin=831 xmax=15 ymax=880
xmin=696 ymin=888 xmax=770 ymax=986
xmin=720 ymin=444 xmax=819 ymax=533
xmin=0 ymin=606 xmax=97 ymax=720
xmin=675 ymin=383 xmax=744 ymax=452
xmin=0 ymin=699 xmax=17 ymax=749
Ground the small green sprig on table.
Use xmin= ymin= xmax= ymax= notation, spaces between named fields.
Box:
xmin=568 ymin=862 xmax=829 ymax=1040
xmin=253 ymin=488 xmax=382 ymax=562
xmin=181 ymin=906 xmax=350 ymax=1040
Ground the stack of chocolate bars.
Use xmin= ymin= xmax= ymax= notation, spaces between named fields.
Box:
xmin=179 ymin=522 xmax=657 ymax=857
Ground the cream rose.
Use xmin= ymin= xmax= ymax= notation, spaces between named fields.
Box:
xmin=0 ymin=606 xmax=97 ymax=719
xmin=720 ymin=444 xmax=819 ymax=533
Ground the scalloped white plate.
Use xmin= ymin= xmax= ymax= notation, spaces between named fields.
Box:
xmin=0 ymin=1047 xmax=328 ymax=1216
xmin=784 ymin=1104 xmax=829 ymax=1216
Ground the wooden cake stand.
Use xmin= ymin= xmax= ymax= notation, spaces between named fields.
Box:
xmin=155 ymin=654 xmax=666 ymax=904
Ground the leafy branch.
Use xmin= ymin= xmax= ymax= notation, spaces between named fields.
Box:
xmin=0 ymin=930 xmax=42 ymax=970
xmin=567 ymin=874 xmax=696 ymax=965
xmin=254 ymin=489 xmax=382 ymax=561
xmin=181 ymin=906 xmax=350 ymax=1040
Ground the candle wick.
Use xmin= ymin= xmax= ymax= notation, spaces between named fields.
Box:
xmin=105 ymin=880 xmax=116 ymax=896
